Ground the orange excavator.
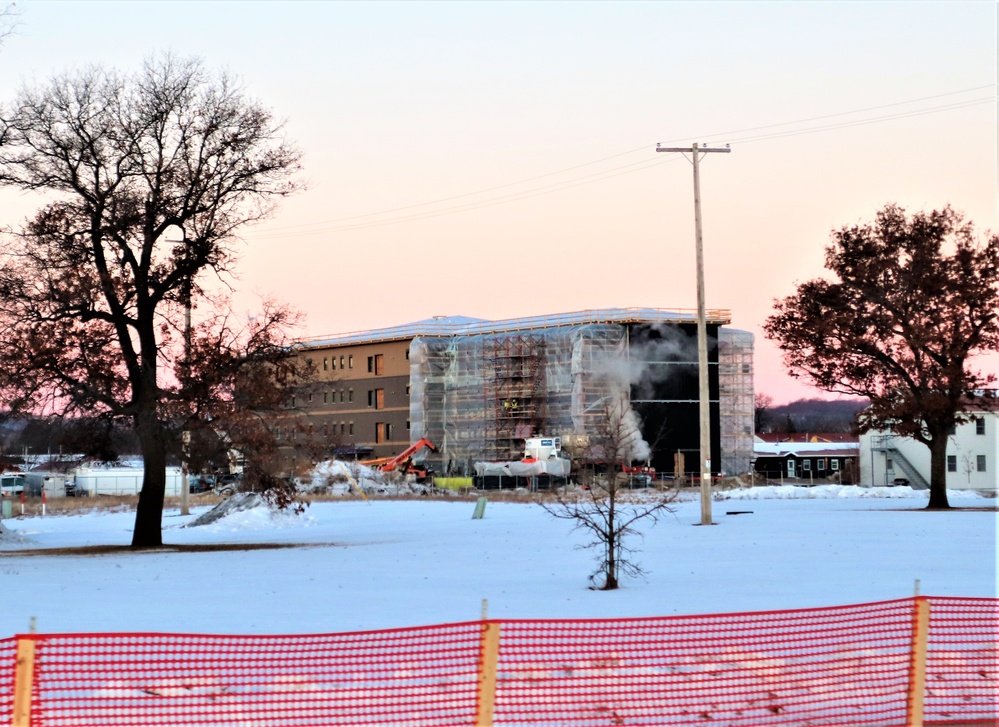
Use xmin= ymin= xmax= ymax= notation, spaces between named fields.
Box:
xmin=360 ymin=438 xmax=437 ymax=480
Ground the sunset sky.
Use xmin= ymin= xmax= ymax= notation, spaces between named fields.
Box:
xmin=1 ymin=1 xmax=995 ymax=403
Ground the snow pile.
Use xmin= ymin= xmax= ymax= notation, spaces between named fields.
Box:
xmin=193 ymin=505 xmax=316 ymax=533
xmin=715 ymin=484 xmax=989 ymax=500
xmin=304 ymin=460 xmax=439 ymax=497
xmin=304 ymin=460 xmax=386 ymax=495
xmin=183 ymin=493 xmax=314 ymax=531
xmin=0 ymin=521 xmax=30 ymax=546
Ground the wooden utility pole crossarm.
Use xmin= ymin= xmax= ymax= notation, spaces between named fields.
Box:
xmin=656 ymin=142 xmax=730 ymax=526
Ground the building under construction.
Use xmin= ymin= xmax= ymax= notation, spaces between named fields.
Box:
xmin=296 ymin=308 xmax=755 ymax=477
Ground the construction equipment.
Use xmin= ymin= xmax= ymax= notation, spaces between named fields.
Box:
xmin=360 ymin=438 xmax=437 ymax=480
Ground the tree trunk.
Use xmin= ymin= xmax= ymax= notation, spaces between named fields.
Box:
xmin=603 ymin=493 xmax=619 ymax=590
xmin=926 ymin=434 xmax=951 ymax=510
xmin=131 ymin=409 xmax=167 ymax=547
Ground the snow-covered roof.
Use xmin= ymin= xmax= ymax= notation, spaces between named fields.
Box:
xmin=755 ymin=441 xmax=860 ymax=458
xmin=298 ymin=307 xmax=733 ymax=348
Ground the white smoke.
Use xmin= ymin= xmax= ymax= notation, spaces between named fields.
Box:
xmin=586 ymin=325 xmax=696 ymax=463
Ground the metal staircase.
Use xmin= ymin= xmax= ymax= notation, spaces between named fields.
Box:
xmin=870 ymin=436 xmax=929 ymax=489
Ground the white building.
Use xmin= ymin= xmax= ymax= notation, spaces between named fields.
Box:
xmin=24 ymin=465 xmax=184 ymax=497
xmin=858 ymin=412 xmax=998 ymax=492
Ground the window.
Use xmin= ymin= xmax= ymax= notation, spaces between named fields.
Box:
xmin=290 ymin=396 xmax=296 ymax=408
xmin=831 ymin=459 xmax=839 ymax=471
xmin=339 ymin=390 xmax=345 ymax=403
xmin=331 ymin=357 xmax=336 ymax=370
xmin=817 ymin=458 xmax=826 ymax=472
xmin=976 ymin=417 xmax=986 ymax=435
xmin=367 ymin=356 xmax=373 ymax=373
xmin=349 ymin=422 xmax=354 ymax=435
xmin=406 ymin=385 xmax=410 ymax=397
xmin=947 ymin=455 xmax=957 ymax=472
xmin=308 ymin=393 xmax=313 ymax=403
xmin=348 ymin=355 xmax=353 ymax=369
xmin=340 ymin=422 xmax=346 ymax=435
xmin=977 ymin=455 xmax=987 ymax=472
xmin=405 ymin=349 xmax=410 ymax=360
xmin=323 ymin=392 xmax=327 ymax=404
xmin=348 ymin=389 xmax=353 ymax=403
xmin=406 ymin=420 xmax=411 ymax=430
xmin=802 ymin=460 xmax=811 ymax=471
xmin=340 ymin=356 xmax=345 ymax=369
xmin=367 ymin=390 xmax=374 ymax=407
xmin=323 ymin=357 xmax=328 ymax=371
xmin=886 ymin=458 xmax=893 ymax=471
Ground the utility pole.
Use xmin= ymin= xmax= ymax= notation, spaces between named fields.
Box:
xmin=656 ymin=142 xmax=730 ymax=526
xmin=180 ymin=232 xmax=192 ymax=516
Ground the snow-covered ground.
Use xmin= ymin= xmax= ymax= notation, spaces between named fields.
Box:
xmin=0 ymin=485 xmax=995 ymax=637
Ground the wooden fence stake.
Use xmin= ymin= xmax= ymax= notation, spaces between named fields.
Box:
xmin=475 ymin=621 xmax=501 ymax=727
xmin=905 ymin=596 xmax=930 ymax=727
xmin=12 ymin=636 xmax=36 ymax=727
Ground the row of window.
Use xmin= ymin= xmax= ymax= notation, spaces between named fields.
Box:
xmin=947 ymin=455 xmax=988 ymax=473
xmin=275 ymin=420 xmax=411 ymax=442
xmin=801 ymin=459 xmax=839 ymax=472
xmin=323 ymin=355 xmax=354 ymax=372
xmin=322 ymin=390 xmax=354 ymax=404
xmin=300 ymin=386 xmax=413 ymax=410
xmin=321 ymin=351 xmax=412 ymax=376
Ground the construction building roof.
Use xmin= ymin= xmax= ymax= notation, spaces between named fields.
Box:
xmin=297 ymin=307 xmax=733 ymax=349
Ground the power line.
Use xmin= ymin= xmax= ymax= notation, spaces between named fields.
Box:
xmin=263 ymin=156 xmax=679 ymax=237
xmin=247 ymin=86 xmax=994 ymax=239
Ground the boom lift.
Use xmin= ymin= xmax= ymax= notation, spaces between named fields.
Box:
xmin=360 ymin=438 xmax=437 ymax=480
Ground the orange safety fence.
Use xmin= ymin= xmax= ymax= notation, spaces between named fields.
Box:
xmin=1 ymin=596 xmax=996 ymax=726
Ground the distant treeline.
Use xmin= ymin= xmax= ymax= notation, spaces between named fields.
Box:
xmin=0 ymin=415 xmax=139 ymax=463
xmin=756 ymin=397 xmax=868 ymax=434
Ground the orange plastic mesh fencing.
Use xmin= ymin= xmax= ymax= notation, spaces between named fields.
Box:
xmin=0 ymin=637 xmax=15 ymax=721
xmin=1 ymin=597 xmax=996 ymax=726
xmin=495 ymin=599 xmax=919 ymax=725
xmin=923 ymin=596 xmax=999 ymax=725
xmin=17 ymin=623 xmax=485 ymax=726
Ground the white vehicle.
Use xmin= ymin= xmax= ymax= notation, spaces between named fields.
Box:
xmin=0 ymin=474 xmax=26 ymax=495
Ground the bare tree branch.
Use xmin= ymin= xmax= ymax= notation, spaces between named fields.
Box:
xmin=538 ymin=397 xmax=676 ymax=590
xmin=0 ymin=54 xmax=304 ymax=545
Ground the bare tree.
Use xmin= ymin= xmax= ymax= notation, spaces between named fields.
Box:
xmin=539 ymin=396 xmax=676 ymax=591
xmin=0 ymin=54 xmax=302 ymax=545
xmin=173 ymin=297 xmax=329 ymax=512
xmin=0 ymin=3 xmax=18 ymax=49
xmin=754 ymin=392 xmax=773 ymax=433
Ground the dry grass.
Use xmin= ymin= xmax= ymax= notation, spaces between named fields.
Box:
xmin=2 ymin=483 xmax=694 ymax=516
xmin=2 ymin=493 xmax=226 ymax=517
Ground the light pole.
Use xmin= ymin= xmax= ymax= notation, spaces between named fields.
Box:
xmin=656 ymin=142 xmax=730 ymax=526
xmin=170 ymin=226 xmax=193 ymax=516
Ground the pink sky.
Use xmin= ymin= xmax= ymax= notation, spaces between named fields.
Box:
xmin=1 ymin=1 xmax=995 ymax=404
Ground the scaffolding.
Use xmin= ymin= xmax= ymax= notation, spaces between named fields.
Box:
xmin=483 ymin=334 xmax=548 ymax=460
xmin=407 ymin=317 xmax=756 ymax=477
xmin=411 ymin=325 xmax=626 ymax=474
xmin=718 ymin=328 xmax=755 ymax=476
